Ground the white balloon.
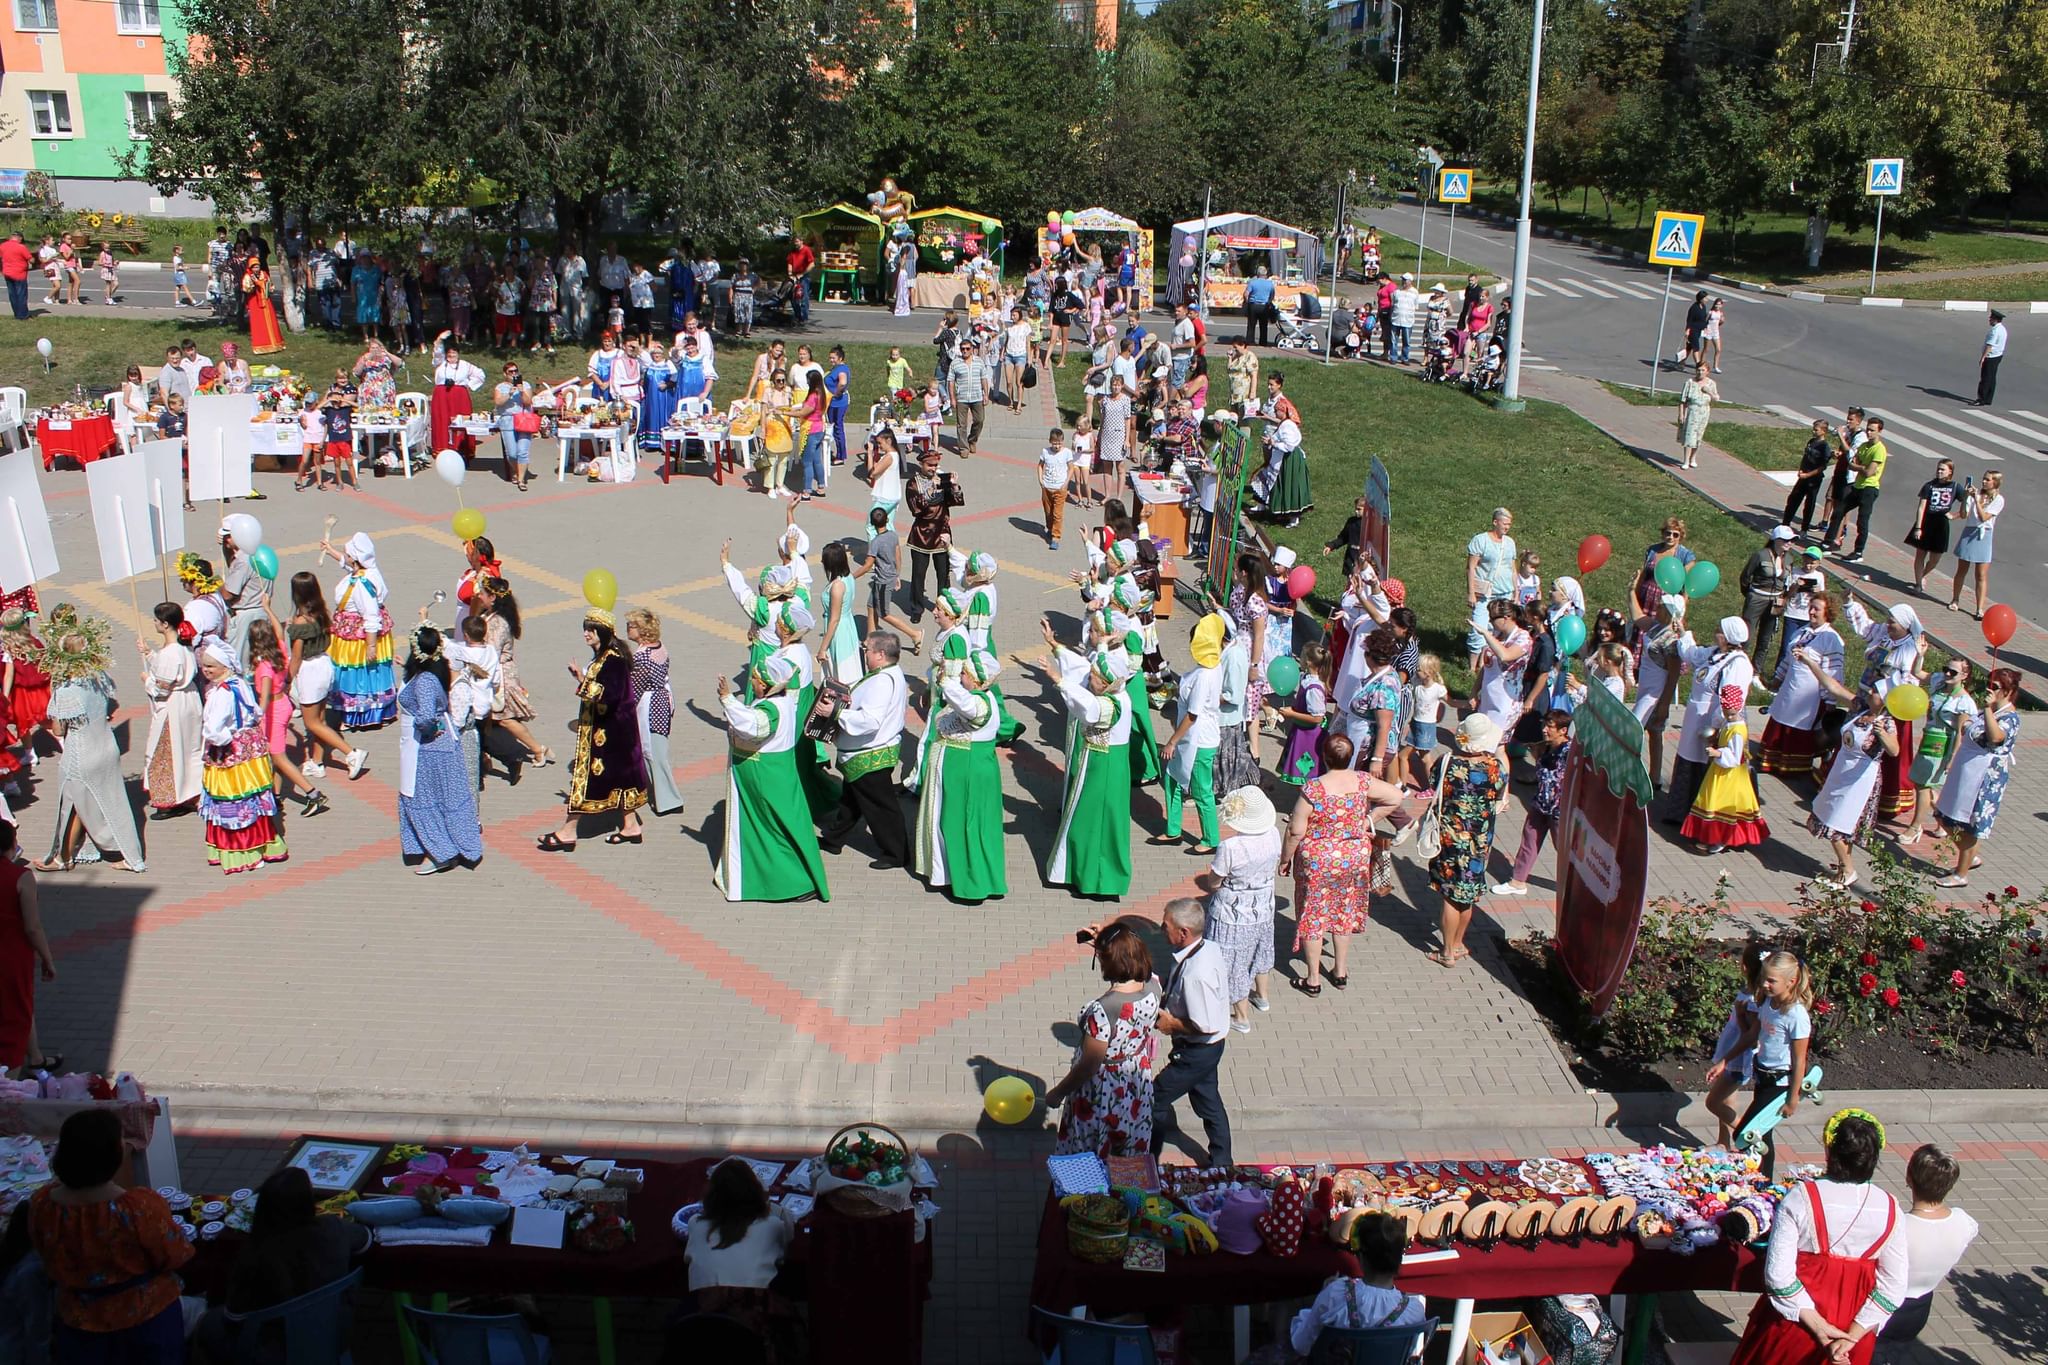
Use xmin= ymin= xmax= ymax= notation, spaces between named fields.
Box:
xmin=433 ymin=449 xmax=466 ymax=487
xmin=35 ymin=338 xmax=52 ymax=358
xmin=224 ymin=513 xmax=262 ymax=552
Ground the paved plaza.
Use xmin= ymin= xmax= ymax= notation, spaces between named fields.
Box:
xmin=14 ymin=328 xmax=2047 ymax=1362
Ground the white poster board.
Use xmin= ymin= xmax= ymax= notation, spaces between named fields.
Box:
xmin=187 ymin=394 xmax=257 ymax=502
xmin=0 ymin=450 xmax=58 ymax=593
xmin=137 ymin=438 xmax=188 ymax=558
xmin=85 ymin=453 xmax=155 ymax=585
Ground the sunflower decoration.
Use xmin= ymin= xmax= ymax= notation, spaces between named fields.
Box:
xmin=176 ymin=551 xmax=224 ymax=595
xmin=108 ymin=212 xmax=126 ymax=228
xmin=85 ymin=212 xmax=104 ymax=230
xmin=35 ymin=603 xmax=113 ymax=686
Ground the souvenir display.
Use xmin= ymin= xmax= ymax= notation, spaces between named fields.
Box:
xmin=1585 ymin=1146 xmax=1816 ymax=1255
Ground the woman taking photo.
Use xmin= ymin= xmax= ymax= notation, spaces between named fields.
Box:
xmin=493 ymin=360 xmax=537 ymax=493
xmin=1046 ymin=919 xmax=1158 ymax=1158
xmin=538 ymin=607 xmax=648 ymax=852
xmin=1930 ymin=666 xmax=2018 ymax=889
xmin=1947 ymin=471 xmax=2003 ymax=618
xmin=1282 ymin=732 xmax=1402 ymax=997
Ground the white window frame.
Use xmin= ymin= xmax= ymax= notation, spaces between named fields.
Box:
xmin=27 ymin=90 xmax=73 ymax=139
xmin=115 ymin=0 xmax=161 ymax=34
xmin=13 ymin=0 xmax=57 ymax=32
xmin=126 ymin=90 xmax=171 ymax=138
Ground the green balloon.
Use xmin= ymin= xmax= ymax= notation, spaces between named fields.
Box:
xmin=250 ymin=544 xmax=280 ymax=580
xmin=1653 ymin=555 xmax=1688 ymax=595
xmin=1062 ymin=210 xmax=1077 ymax=225
xmin=1552 ymin=613 xmax=1587 ymax=656
xmin=979 ymin=219 xmax=998 ymax=235
xmin=1265 ymin=655 xmax=1302 ymax=696
xmin=1685 ymin=560 xmax=1722 ymax=597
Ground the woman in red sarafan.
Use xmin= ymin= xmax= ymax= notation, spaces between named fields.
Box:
xmin=1046 ymin=922 xmax=1160 ymax=1159
xmin=1729 ymin=1110 xmax=1908 ymax=1365
xmin=1 ymin=608 xmax=51 ymax=752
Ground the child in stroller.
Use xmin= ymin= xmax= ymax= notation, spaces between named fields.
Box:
xmin=1275 ymin=291 xmax=1325 ymax=351
xmin=1468 ymin=331 xmax=1508 ymax=393
xmin=1421 ymin=326 xmax=1464 ymax=383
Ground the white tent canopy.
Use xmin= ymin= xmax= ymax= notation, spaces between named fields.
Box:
xmin=1167 ymin=212 xmax=1325 ymax=305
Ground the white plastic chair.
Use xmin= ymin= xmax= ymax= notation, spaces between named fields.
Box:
xmin=0 ymin=387 xmax=26 ymax=424
xmin=395 ymin=391 xmax=428 ymax=418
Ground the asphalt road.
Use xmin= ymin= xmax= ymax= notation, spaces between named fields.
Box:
xmin=1362 ymin=199 xmax=2046 ymax=615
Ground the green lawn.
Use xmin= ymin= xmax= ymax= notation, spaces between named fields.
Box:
xmin=1817 ymin=272 xmax=2048 ymax=302
xmin=1055 ymin=355 xmax=1863 ymax=692
xmin=1464 ymin=184 xmax=2048 ymax=285
xmin=1706 ymin=421 xmax=1805 ymax=471
xmin=1601 ymin=381 xmax=1681 ymax=407
xmin=5 ymin=314 xmax=901 ymax=413
xmin=1367 ymin=227 xmax=1496 ymax=287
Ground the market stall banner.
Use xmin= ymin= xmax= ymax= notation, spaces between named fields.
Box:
xmin=1556 ymin=682 xmax=1654 ymax=1016
xmin=1361 ymin=455 xmax=1391 ymax=579
xmin=1203 ymin=423 xmax=1255 ymax=602
xmin=1223 ymin=235 xmax=1294 ymax=250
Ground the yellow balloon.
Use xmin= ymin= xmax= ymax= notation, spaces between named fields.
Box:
xmin=451 ymin=508 xmax=487 ymax=543
xmin=582 ymin=568 xmax=619 ymax=611
xmin=1885 ymin=683 xmax=1929 ymax=722
xmin=982 ymin=1076 xmax=1035 ymax=1125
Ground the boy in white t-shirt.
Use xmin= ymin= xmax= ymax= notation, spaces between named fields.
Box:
xmin=447 ymin=615 xmax=503 ymax=809
xmin=1038 ymin=426 xmax=1072 ymax=550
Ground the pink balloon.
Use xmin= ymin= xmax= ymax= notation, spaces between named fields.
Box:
xmin=1286 ymin=565 xmax=1316 ymax=599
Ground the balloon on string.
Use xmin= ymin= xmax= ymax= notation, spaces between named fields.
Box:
xmin=1653 ymin=556 xmax=1688 ymax=595
xmin=1062 ymin=210 xmax=1078 ymax=226
xmin=1285 ymin=565 xmax=1316 ymax=599
xmin=1981 ymin=603 xmax=2017 ymax=649
xmin=451 ymin=508 xmax=486 ymax=543
xmin=979 ymin=219 xmax=998 ymax=235
xmin=223 ymin=513 xmax=262 ymax=552
xmin=982 ymin=1076 xmax=1034 ymax=1125
xmin=249 ymin=545 xmax=279 ymax=581
xmin=1265 ymin=655 xmax=1302 ymax=696
xmin=1552 ymin=613 xmax=1587 ymax=656
xmin=1885 ymin=683 xmax=1929 ymax=722
xmin=35 ymin=338 xmax=52 ymax=359
xmin=1684 ymin=560 xmax=1721 ymax=598
xmin=1577 ymin=534 xmax=1612 ymax=576
xmin=581 ymin=568 xmax=618 ymax=611
xmin=434 ymin=449 xmax=467 ymax=487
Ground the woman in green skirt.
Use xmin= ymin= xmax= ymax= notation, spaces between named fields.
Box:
xmin=907 ymin=591 xmax=971 ymax=796
xmin=959 ymin=550 xmax=1025 ymax=746
xmin=715 ymin=653 xmax=830 ymax=903
xmin=769 ymin=598 xmax=839 ymax=820
xmin=1039 ymin=630 xmax=1134 ymax=898
xmin=913 ymin=649 xmax=1008 ymax=902
xmin=1122 ymin=628 xmax=1162 ymax=785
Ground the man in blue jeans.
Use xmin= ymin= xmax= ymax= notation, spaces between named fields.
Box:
xmin=0 ymin=231 xmax=32 ymax=320
xmin=825 ymin=346 xmax=851 ymax=465
xmin=1242 ymin=264 xmax=1277 ymax=347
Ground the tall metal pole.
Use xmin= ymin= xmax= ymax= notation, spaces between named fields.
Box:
xmin=1197 ymin=184 xmax=1213 ymax=320
xmin=1390 ymin=2 xmax=1404 ymax=109
xmin=1500 ymin=0 xmax=1548 ymax=404
xmin=1324 ymin=177 xmax=1347 ymax=367
xmin=1648 ymin=267 xmax=1674 ymax=397
xmin=1414 ymin=178 xmax=1428 ymax=279
xmin=1868 ymin=196 xmax=1884 ymax=296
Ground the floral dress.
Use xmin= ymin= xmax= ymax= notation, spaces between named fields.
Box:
xmin=1054 ymin=983 xmax=1161 ymax=1159
xmin=1228 ymin=580 xmax=1271 ymax=716
xmin=1294 ymin=777 xmax=1377 ymax=944
xmin=1428 ymin=752 xmax=1508 ymax=907
xmin=1935 ymin=708 xmax=2017 ymax=839
xmin=353 ymin=352 xmax=398 ymax=412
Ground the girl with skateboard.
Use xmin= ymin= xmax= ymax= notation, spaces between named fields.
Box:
xmin=1705 ymin=950 xmax=1812 ymax=1180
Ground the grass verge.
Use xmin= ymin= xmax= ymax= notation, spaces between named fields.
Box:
xmin=1817 ymin=273 xmax=2048 ymax=303
xmin=1705 ymin=422 xmax=1804 ymax=472
xmin=1368 ymin=228 xmax=1496 ymax=287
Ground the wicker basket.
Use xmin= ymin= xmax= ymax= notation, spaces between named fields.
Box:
xmin=1063 ymin=1194 xmax=1130 ymax=1263
xmin=817 ymin=1122 xmax=913 ymax=1218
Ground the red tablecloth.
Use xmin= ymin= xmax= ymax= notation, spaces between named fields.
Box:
xmin=37 ymin=414 xmax=118 ymax=468
xmin=187 ymin=1151 xmax=934 ymax=1304
xmin=1028 ymin=1191 xmax=1761 ymax=1323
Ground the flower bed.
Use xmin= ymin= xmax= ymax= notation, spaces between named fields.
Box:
xmin=1506 ymin=855 xmax=2048 ymax=1093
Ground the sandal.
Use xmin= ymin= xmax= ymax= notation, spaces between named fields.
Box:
xmin=30 ymin=858 xmax=74 ymax=873
xmin=532 ymin=748 xmax=556 ymax=768
xmin=28 ymin=1051 xmax=61 ymax=1072
xmin=1292 ymin=978 xmax=1322 ymax=998
xmin=1934 ymin=875 xmax=1970 ymax=889
xmin=536 ymin=832 xmax=577 ymax=852
xmin=605 ymin=830 xmax=643 ymax=845
xmin=1329 ymin=973 xmax=1350 ymax=990
xmin=1427 ymin=950 xmax=1458 ymax=968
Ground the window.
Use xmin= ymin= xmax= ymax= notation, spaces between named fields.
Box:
xmin=126 ymin=91 xmax=170 ymax=137
xmin=27 ymin=91 xmax=72 ymax=138
xmin=116 ymin=0 xmax=161 ymax=33
xmin=13 ymin=0 xmax=56 ymax=30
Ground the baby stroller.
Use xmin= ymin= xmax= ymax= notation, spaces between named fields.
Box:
xmin=1468 ymin=337 xmax=1507 ymax=394
xmin=1275 ymin=304 xmax=1325 ymax=351
xmin=1420 ymin=327 xmax=1462 ymax=383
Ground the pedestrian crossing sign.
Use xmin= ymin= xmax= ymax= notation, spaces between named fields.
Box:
xmin=1647 ymin=211 xmax=1705 ymax=267
xmin=1437 ymin=168 xmax=1472 ymax=204
xmin=1865 ymin=158 xmax=1904 ymax=196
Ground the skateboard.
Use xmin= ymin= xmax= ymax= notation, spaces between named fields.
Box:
xmin=1736 ymin=1063 xmax=1824 ymax=1155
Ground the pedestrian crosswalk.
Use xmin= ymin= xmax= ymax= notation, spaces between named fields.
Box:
xmin=1490 ymin=274 xmax=1742 ymax=304
xmin=1764 ymin=403 xmax=2048 ymax=465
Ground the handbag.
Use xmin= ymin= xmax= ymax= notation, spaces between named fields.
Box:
xmin=1908 ymin=700 xmax=1958 ymax=787
xmin=511 ymin=410 xmax=541 ymax=435
xmin=1022 ymin=363 xmax=1038 ymax=390
xmin=1414 ymin=754 xmax=1452 ymax=856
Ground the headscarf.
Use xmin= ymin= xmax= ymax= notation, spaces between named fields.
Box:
xmin=1718 ymin=683 xmax=1745 ymax=716
xmin=1550 ymin=575 xmax=1585 ymax=623
xmin=1380 ymin=578 xmax=1406 ymax=609
xmin=1090 ymin=650 xmax=1130 ymax=685
xmin=343 ymin=531 xmax=388 ymax=598
xmin=1888 ymin=603 xmax=1923 ymax=639
xmin=198 ymin=638 xmax=238 ymax=671
xmin=750 ymin=652 xmax=797 ymax=694
xmin=777 ymin=600 xmax=814 ymax=634
xmin=965 ymin=551 xmax=997 ymax=582
xmin=758 ymin=564 xmax=797 ymax=599
xmin=1108 ymin=540 xmax=1138 ymax=570
xmin=1122 ymin=628 xmax=1144 ymax=659
xmin=1190 ymin=613 xmax=1226 ymax=669
xmin=1270 ymin=545 xmax=1297 ymax=571
xmin=967 ymin=650 xmax=1001 ymax=686
xmin=936 ymin=588 xmax=966 ymax=621
xmin=1718 ymin=615 xmax=1750 ymax=646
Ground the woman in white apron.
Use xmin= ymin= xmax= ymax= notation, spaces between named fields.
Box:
xmin=1806 ymin=689 xmax=1897 ymax=891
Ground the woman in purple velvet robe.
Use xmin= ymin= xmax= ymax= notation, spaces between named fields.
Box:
xmin=536 ymin=607 xmax=649 ymax=851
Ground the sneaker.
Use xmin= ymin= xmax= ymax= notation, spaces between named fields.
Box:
xmin=345 ymin=748 xmax=368 ymax=779
xmin=414 ymin=859 xmax=453 ymax=875
xmin=1248 ymin=993 xmax=1270 ymax=1013
xmin=1230 ymin=1019 xmax=1252 ymax=1035
xmin=1049 ymin=539 xmax=1060 ymax=551
xmin=1490 ymin=881 xmax=1529 ymax=896
xmin=1838 ymin=552 xmax=1863 ymax=564
xmin=303 ymin=761 xmax=328 ymax=779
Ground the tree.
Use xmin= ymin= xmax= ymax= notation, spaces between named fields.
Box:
xmin=133 ymin=0 xmax=422 ymax=235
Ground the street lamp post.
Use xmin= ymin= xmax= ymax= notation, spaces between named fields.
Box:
xmin=1500 ymin=0 xmax=1547 ymax=406
xmin=1388 ymin=1 xmax=1403 ymax=109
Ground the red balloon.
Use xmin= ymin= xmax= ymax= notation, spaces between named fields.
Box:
xmin=1286 ymin=565 xmax=1316 ymax=599
xmin=1577 ymin=534 xmax=1612 ymax=576
xmin=1982 ymin=603 xmax=2018 ymax=649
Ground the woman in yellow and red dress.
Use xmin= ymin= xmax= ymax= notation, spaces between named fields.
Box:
xmin=195 ymin=639 xmax=288 ymax=874
xmin=243 ymin=257 xmax=285 ymax=355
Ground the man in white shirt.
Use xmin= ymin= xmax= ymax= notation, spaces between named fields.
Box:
xmin=1169 ymin=303 xmax=1197 ymax=385
xmin=1975 ymin=308 xmax=2006 ymax=407
xmin=179 ymin=339 xmax=214 ymax=391
xmin=597 ymin=243 xmax=630 ymax=315
xmin=1152 ymin=896 xmax=1234 ymax=1167
xmin=815 ymin=632 xmax=909 ymax=869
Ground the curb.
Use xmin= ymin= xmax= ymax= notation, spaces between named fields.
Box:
xmin=151 ymin=1081 xmax=2048 ymax=1142
xmin=1430 ymin=205 xmax=2045 ymax=311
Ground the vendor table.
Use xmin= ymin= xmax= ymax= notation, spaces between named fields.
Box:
xmin=187 ymin=1146 xmax=935 ymax=1365
xmin=658 ymin=420 xmax=735 ymax=485
xmin=352 ymin=413 xmax=431 ymax=479
xmin=557 ymin=423 xmax=630 ymax=483
xmin=816 ymin=268 xmax=864 ymax=303
xmin=248 ymin=419 xmax=307 ymax=459
xmin=871 ymin=418 xmax=936 ymax=453
xmin=37 ymin=413 xmax=118 ymax=468
xmin=1129 ymin=471 xmax=1190 ymax=558
xmin=1028 ymin=1191 xmax=1759 ymax=1364
xmin=452 ymin=416 xmax=510 ymax=478
xmin=909 ymin=275 xmax=967 ymax=311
